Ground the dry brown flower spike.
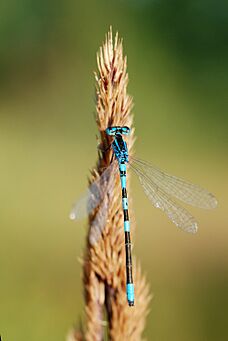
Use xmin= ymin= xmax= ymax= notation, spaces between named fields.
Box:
xmin=68 ymin=27 xmax=151 ymax=341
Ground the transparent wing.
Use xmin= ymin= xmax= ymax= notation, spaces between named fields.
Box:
xmin=130 ymin=162 xmax=198 ymax=233
xmin=89 ymin=196 xmax=110 ymax=246
xmin=70 ymin=161 xmax=118 ymax=221
xmin=130 ymin=157 xmax=217 ymax=209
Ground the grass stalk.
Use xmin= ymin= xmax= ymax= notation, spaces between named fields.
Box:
xmin=68 ymin=27 xmax=151 ymax=341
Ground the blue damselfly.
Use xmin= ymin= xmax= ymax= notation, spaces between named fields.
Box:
xmin=70 ymin=126 xmax=217 ymax=306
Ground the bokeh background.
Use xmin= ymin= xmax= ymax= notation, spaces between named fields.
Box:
xmin=1 ymin=1 xmax=228 ymax=340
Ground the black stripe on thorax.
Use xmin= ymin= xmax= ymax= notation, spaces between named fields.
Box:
xmin=120 ymin=171 xmax=126 ymax=177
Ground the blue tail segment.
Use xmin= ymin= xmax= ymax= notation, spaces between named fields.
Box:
xmin=124 ymin=220 xmax=130 ymax=232
xmin=127 ymin=283 xmax=135 ymax=306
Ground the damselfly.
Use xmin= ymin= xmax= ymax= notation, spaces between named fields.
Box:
xmin=70 ymin=126 xmax=217 ymax=306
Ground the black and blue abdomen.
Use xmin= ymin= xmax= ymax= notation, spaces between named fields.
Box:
xmin=105 ymin=126 xmax=134 ymax=306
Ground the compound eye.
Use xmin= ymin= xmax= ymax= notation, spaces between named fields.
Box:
xmin=106 ymin=127 xmax=116 ymax=136
xmin=122 ymin=126 xmax=130 ymax=135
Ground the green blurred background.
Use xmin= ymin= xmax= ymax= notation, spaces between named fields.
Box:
xmin=0 ymin=1 xmax=228 ymax=340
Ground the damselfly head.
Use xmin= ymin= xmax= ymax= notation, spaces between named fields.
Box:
xmin=106 ymin=126 xmax=131 ymax=136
